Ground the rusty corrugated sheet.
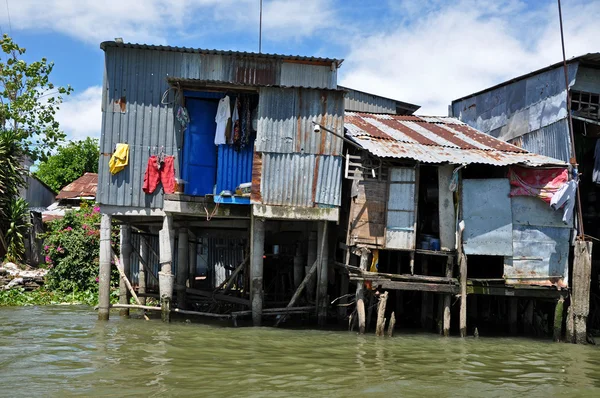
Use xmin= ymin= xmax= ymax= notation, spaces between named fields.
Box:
xmin=345 ymin=112 xmax=566 ymax=167
xmin=256 ymin=87 xmax=344 ymax=155
xmin=56 ymin=173 xmax=98 ymax=200
xmin=261 ymin=153 xmax=315 ymax=207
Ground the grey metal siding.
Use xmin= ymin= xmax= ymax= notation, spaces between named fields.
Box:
xmin=462 ymin=178 xmax=513 ymax=256
xmin=20 ymin=176 xmax=56 ymax=210
xmin=509 ymin=119 xmax=571 ymax=163
xmin=452 ymin=63 xmax=578 ymax=144
xmin=98 ymin=46 xmax=339 ymax=209
xmin=343 ymin=88 xmax=397 ymax=113
xmin=572 ymin=66 xmax=600 ymax=93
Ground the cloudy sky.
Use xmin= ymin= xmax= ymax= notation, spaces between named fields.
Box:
xmin=1 ymin=0 xmax=598 ymax=142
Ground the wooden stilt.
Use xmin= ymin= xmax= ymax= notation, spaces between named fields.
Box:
xmin=188 ymin=238 xmax=197 ymax=289
xmin=98 ymin=214 xmax=112 ymax=321
xmin=458 ymin=222 xmax=467 ymax=338
xmin=376 ymin=291 xmax=388 ymax=337
xmin=421 ymin=257 xmax=433 ymax=331
xmin=366 ymin=293 xmax=374 ymax=333
xmin=176 ymin=228 xmax=189 ymax=309
xmin=338 ymin=248 xmax=350 ymax=321
xmin=568 ymin=241 xmax=593 ymax=344
xmin=306 ymin=231 xmax=317 ymax=302
xmin=274 ymin=259 xmax=317 ymax=327
xmin=509 ymin=297 xmax=518 ymax=335
xmin=554 ymin=296 xmax=565 ymax=342
xmin=250 ymin=215 xmax=265 ymax=327
xmin=356 ymin=248 xmax=369 ymax=334
xmin=524 ymin=300 xmax=534 ymax=335
xmin=111 ymin=249 xmax=149 ymax=321
xmin=443 ymin=256 xmax=454 ymax=337
xmin=119 ymin=224 xmax=132 ymax=317
xmin=437 ymin=295 xmax=444 ymax=335
xmin=387 ymin=311 xmax=396 ymax=337
xmin=138 ymin=235 xmax=148 ymax=306
xmin=293 ymin=243 xmax=304 ymax=289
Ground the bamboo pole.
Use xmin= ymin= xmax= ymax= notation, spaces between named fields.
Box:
xmin=111 ymin=249 xmax=150 ymax=321
xmin=376 ymin=291 xmax=388 ymax=337
xmin=111 ymin=304 xmax=161 ymax=311
xmin=172 ymin=308 xmax=231 ymax=318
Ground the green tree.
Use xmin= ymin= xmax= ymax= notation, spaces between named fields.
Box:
xmin=0 ymin=34 xmax=71 ymax=262
xmin=35 ymin=137 xmax=99 ymax=192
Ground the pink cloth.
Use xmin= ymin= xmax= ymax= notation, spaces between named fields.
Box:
xmin=143 ymin=155 xmax=176 ymax=194
xmin=508 ymin=166 xmax=568 ymax=203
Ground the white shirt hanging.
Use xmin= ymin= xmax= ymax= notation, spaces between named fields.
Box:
xmin=214 ymin=96 xmax=231 ymax=145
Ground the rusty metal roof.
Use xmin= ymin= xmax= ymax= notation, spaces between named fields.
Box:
xmin=345 ymin=113 xmax=567 ymax=166
xmin=100 ymin=41 xmax=343 ymax=67
xmin=56 ymin=173 xmax=98 ymax=200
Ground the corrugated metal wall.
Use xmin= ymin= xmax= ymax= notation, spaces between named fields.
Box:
xmin=342 ymin=87 xmax=397 ymax=114
xmin=451 ymin=63 xmax=578 ymax=162
xmin=98 ymin=46 xmax=338 ymax=209
xmin=254 ymin=87 xmax=344 ymax=208
xmin=216 ymin=139 xmax=255 ymax=194
xmin=21 ymin=176 xmax=56 ymax=210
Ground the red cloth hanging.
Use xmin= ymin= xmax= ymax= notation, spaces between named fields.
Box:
xmin=508 ymin=166 xmax=568 ymax=203
xmin=143 ymin=155 xmax=176 ymax=194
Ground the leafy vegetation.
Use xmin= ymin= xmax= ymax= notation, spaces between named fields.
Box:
xmin=43 ymin=202 xmax=119 ymax=294
xmin=35 ymin=137 xmax=100 ymax=192
xmin=0 ymin=286 xmax=120 ymax=307
xmin=3 ymin=197 xmax=31 ymax=263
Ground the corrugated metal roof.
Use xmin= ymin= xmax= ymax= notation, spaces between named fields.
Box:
xmin=100 ymin=41 xmax=343 ymax=66
xmin=56 ymin=173 xmax=98 ymax=200
xmin=345 ymin=113 xmax=567 ymax=166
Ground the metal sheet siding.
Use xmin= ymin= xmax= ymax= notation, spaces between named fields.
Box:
xmin=462 ymin=178 xmax=513 ymax=256
xmin=99 ymin=46 xmax=340 ymax=209
xmin=280 ymin=62 xmax=336 ymax=89
xmin=506 ymin=196 xmax=571 ymax=287
xmin=385 ymin=167 xmax=417 ymax=250
xmin=509 ymin=119 xmax=571 ymax=163
xmin=256 ymin=87 xmax=344 ymax=155
xmin=452 ymin=63 xmax=579 ymax=149
xmin=261 ymin=153 xmax=315 ymax=206
xmin=344 ymin=88 xmax=397 ymax=113
xmin=216 ymin=139 xmax=254 ymax=194
xmin=315 ymin=155 xmax=342 ymax=206
xmin=21 ymin=176 xmax=56 ymax=210
xmin=573 ymin=66 xmax=600 ymax=93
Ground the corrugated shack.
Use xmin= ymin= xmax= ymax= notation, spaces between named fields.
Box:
xmin=451 ymin=53 xmax=600 ymax=343
xmin=96 ymin=41 xmax=399 ymax=327
xmin=338 ymin=112 xmax=573 ymax=337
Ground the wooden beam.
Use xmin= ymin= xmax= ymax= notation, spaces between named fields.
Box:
xmin=466 ymin=285 xmax=564 ymax=299
xmin=379 ymin=280 xmax=458 ymax=294
xmin=111 ymin=304 xmax=161 ymax=311
xmin=186 ymin=288 xmax=251 ymax=306
xmin=172 ymin=308 xmax=231 ymax=319
xmin=273 ymin=259 xmax=318 ymax=327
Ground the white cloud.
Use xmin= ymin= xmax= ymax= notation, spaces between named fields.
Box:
xmin=1 ymin=0 xmax=331 ymax=45
xmin=55 ymin=85 xmax=102 ymax=142
xmin=340 ymin=0 xmax=600 ymax=115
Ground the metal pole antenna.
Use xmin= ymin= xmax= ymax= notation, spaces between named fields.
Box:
xmin=259 ymin=0 xmax=263 ymax=53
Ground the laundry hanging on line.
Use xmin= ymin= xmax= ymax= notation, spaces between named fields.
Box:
xmin=550 ymin=179 xmax=578 ymax=224
xmin=108 ymin=143 xmax=129 ymax=175
xmin=214 ymin=95 xmax=231 ymax=146
xmin=143 ymin=155 xmax=176 ymax=194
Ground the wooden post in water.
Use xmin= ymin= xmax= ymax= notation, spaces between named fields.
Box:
xmin=98 ymin=213 xmax=112 ymax=321
xmin=509 ymin=297 xmax=518 ymax=335
xmin=138 ymin=235 xmax=148 ymax=306
xmin=306 ymin=231 xmax=317 ymax=302
xmin=554 ymin=296 xmax=565 ymax=342
xmin=317 ymin=221 xmax=329 ymax=326
xmin=188 ymin=236 xmax=197 ymax=290
xmin=119 ymin=224 xmax=132 ymax=317
xmin=356 ymin=248 xmax=369 ymax=334
xmin=376 ymin=291 xmax=388 ymax=337
xmin=338 ymin=249 xmax=350 ymax=321
xmin=524 ymin=300 xmax=534 ymax=335
xmin=293 ymin=242 xmax=304 ymax=289
xmin=421 ymin=257 xmax=433 ymax=331
xmin=250 ymin=215 xmax=265 ymax=326
xmin=458 ymin=221 xmax=467 ymax=338
xmin=567 ymin=240 xmax=593 ymax=344
xmin=177 ymin=228 xmax=189 ymax=309
xmin=159 ymin=214 xmax=175 ymax=323
xmin=387 ymin=311 xmax=396 ymax=337
xmin=443 ymin=256 xmax=454 ymax=336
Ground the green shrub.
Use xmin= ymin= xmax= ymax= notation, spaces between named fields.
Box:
xmin=4 ymin=197 xmax=31 ymax=263
xmin=43 ymin=202 xmax=119 ymax=294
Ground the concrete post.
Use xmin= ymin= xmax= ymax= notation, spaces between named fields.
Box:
xmin=305 ymin=231 xmax=317 ymax=302
xmin=250 ymin=215 xmax=265 ymax=326
xmin=159 ymin=214 xmax=175 ymax=322
xmin=138 ymin=237 xmax=148 ymax=306
xmin=177 ymin=228 xmax=189 ymax=309
xmin=98 ymin=213 xmax=112 ymax=321
xmin=317 ymin=221 xmax=329 ymax=326
xmin=119 ymin=224 xmax=132 ymax=317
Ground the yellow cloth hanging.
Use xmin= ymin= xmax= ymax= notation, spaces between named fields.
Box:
xmin=369 ymin=249 xmax=379 ymax=273
xmin=109 ymin=143 xmax=129 ymax=175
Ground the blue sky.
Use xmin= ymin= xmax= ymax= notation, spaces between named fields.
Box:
xmin=1 ymin=0 xmax=598 ymax=142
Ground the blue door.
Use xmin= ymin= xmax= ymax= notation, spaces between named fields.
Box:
xmin=182 ymin=99 xmax=219 ymax=195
